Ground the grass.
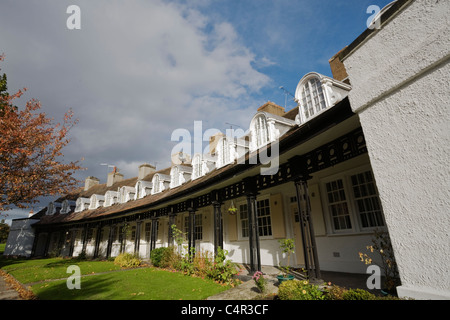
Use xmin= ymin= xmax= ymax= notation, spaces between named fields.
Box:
xmin=0 ymin=256 xmax=230 ymax=300
xmin=0 ymin=243 xmax=5 ymax=255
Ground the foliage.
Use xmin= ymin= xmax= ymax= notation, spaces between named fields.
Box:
xmin=252 ymin=271 xmax=267 ymax=293
xmin=278 ymin=238 xmax=295 ymax=277
xmin=358 ymin=228 xmax=401 ymax=290
xmin=151 ymin=246 xmax=239 ymax=286
xmin=0 ymin=55 xmax=84 ymax=212
xmin=278 ymin=279 xmax=325 ymax=300
xmin=342 ymin=288 xmax=377 ymax=300
xmin=150 ymin=247 xmax=173 ymax=267
xmin=0 ymin=219 xmax=10 ymax=243
xmin=114 ymin=253 xmax=142 ymax=268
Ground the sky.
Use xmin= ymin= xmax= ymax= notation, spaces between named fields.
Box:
xmin=0 ymin=0 xmax=394 ymax=223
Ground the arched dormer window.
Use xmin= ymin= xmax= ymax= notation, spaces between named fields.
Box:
xmin=151 ymin=173 xmax=170 ymax=194
xmin=192 ymin=153 xmax=215 ymax=180
xmin=299 ymin=76 xmax=326 ymax=121
xmin=104 ymin=190 xmax=119 ymax=207
xmin=295 ymin=72 xmax=351 ymax=124
xmin=170 ymin=166 xmax=180 ymax=189
xmin=192 ymin=154 xmax=202 ymax=180
xmin=134 ymin=181 xmax=152 ymax=200
xmin=75 ymin=197 xmax=90 ymax=212
xmin=60 ymin=200 xmax=75 ymax=214
xmin=89 ymin=194 xmax=105 ymax=209
xmin=254 ymin=114 xmax=270 ymax=148
xmin=152 ymin=174 xmax=160 ymax=194
xmin=118 ymin=186 xmax=135 ymax=203
xmin=216 ymin=137 xmax=233 ymax=168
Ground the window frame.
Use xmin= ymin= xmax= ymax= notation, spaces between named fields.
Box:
xmin=321 ymin=166 xmax=386 ymax=235
xmin=237 ymin=195 xmax=273 ymax=240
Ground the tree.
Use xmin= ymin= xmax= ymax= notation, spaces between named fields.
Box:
xmin=0 ymin=55 xmax=84 ymax=212
xmin=0 ymin=219 xmax=10 ymax=243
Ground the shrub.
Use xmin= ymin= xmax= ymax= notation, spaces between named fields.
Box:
xmin=278 ymin=280 xmax=325 ymax=300
xmin=150 ymin=247 xmax=171 ymax=267
xmin=114 ymin=253 xmax=142 ymax=268
xmin=342 ymin=288 xmax=377 ymax=300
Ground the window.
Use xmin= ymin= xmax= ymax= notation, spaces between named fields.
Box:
xmin=145 ymin=223 xmax=151 ymax=242
xmin=351 ymin=171 xmax=385 ymax=228
xmin=171 ymin=166 xmax=180 ymax=188
xmin=253 ymin=115 xmax=270 ymax=149
xmin=152 ymin=175 xmax=160 ymax=194
xmin=257 ymin=199 xmax=272 ymax=237
xmin=131 ymin=226 xmax=136 ymax=241
xmin=217 ymin=137 xmax=232 ymax=167
xmin=184 ymin=214 xmax=203 ymax=241
xmin=192 ymin=154 xmax=202 ymax=180
xmin=239 ymin=199 xmax=272 ymax=238
xmin=324 ymin=169 xmax=385 ymax=233
xmin=326 ymin=179 xmax=352 ymax=231
xmin=300 ymin=77 xmax=326 ymax=120
xmin=239 ymin=204 xmax=249 ymax=238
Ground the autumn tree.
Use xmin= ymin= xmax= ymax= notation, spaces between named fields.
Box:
xmin=0 ymin=55 xmax=84 ymax=212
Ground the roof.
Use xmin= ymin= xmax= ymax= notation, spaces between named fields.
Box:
xmin=34 ymin=97 xmax=355 ymax=227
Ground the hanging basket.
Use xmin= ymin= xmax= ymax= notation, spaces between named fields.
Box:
xmin=228 ymin=201 xmax=237 ymax=215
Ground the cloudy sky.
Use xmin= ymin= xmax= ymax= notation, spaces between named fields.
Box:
xmin=0 ymin=0 xmax=393 ymax=222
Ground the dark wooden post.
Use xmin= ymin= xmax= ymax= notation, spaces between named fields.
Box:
xmin=243 ymin=177 xmax=261 ymax=273
xmin=134 ymin=220 xmax=141 ymax=255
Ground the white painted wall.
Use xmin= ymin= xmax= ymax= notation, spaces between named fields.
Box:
xmin=342 ymin=0 xmax=450 ymax=299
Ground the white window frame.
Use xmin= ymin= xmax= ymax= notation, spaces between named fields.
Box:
xmin=299 ymin=76 xmax=327 ymax=123
xmin=320 ymin=165 xmax=386 ymax=235
xmin=237 ymin=195 xmax=273 ymax=240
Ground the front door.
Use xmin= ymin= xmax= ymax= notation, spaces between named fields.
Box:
xmin=290 ymin=199 xmax=305 ymax=267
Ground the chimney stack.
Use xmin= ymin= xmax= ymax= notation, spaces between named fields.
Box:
xmin=107 ymin=167 xmax=124 ymax=187
xmin=84 ymin=176 xmax=100 ymax=191
xmin=257 ymin=101 xmax=285 ymax=116
xmin=138 ymin=163 xmax=156 ymax=180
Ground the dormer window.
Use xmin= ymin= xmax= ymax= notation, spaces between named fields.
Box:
xmin=170 ymin=166 xmax=180 ymax=188
xmin=75 ymin=197 xmax=90 ymax=212
xmin=46 ymin=202 xmax=61 ymax=215
xmin=170 ymin=165 xmax=192 ymax=188
xmin=134 ymin=181 xmax=152 ymax=199
xmin=151 ymin=173 xmax=171 ymax=194
xmin=216 ymin=137 xmax=233 ymax=168
xmin=192 ymin=153 xmax=215 ymax=180
xmin=295 ymin=72 xmax=351 ymax=124
xmin=192 ymin=154 xmax=202 ymax=180
xmin=89 ymin=194 xmax=105 ymax=209
xmin=301 ymin=77 xmax=326 ymax=119
xmin=60 ymin=200 xmax=75 ymax=214
xmin=253 ymin=114 xmax=270 ymax=148
xmin=249 ymin=111 xmax=296 ymax=152
xmin=118 ymin=186 xmax=135 ymax=203
xmin=104 ymin=190 xmax=119 ymax=207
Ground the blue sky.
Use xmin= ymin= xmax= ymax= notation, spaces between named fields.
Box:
xmin=0 ymin=0 xmax=394 ymax=222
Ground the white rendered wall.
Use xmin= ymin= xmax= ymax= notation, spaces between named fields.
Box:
xmin=342 ymin=0 xmax=450 ymax=299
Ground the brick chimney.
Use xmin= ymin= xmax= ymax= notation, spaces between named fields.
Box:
xmin=329 ymin=48 xmax=350 ymax=83
xmin=138 ymin=163 xmax=156 ymax=180
xmin=107 ymin=167 xmax=124 ymax=187
xmin=84 ymin=176 xmax=100 ymax=191
xmin=257 ymin=101 xmax=285 ymax=116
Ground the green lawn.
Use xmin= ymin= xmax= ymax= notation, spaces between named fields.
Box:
xmin=0 ymin=243 xmax=5 ymax=255
xmin=0 ymin=257 xmax=230 ymax=300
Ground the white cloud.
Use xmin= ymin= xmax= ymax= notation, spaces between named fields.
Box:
xmin=0 ymin=0 xmax=272 ymax=182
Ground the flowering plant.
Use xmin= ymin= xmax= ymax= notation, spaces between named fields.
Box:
xmin=252 ymin=271 xmax=267 ymax=293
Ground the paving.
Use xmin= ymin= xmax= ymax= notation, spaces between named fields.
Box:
xmin=0 ymin=273 xmax=21 ymax=300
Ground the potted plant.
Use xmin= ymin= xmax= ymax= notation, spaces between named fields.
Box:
xmin=277 ymin=238 xmax=295 ymax=284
